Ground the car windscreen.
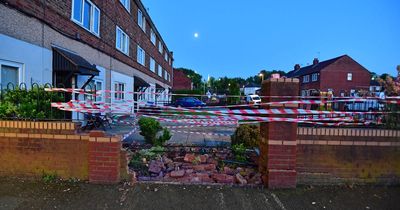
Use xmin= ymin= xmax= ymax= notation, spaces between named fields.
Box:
xmin=252 ymin=96 xmax=261 ymax=100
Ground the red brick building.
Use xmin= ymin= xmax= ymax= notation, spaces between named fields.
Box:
xmin=286 ymin=55 xmax=371 ymax=96
xmin=0 ymin=0 xmax=173 ymax=108
xmin=173 ymin=69 xmax=193 ymax=90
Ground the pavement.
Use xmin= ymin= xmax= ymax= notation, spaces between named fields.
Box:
xmin=0 ymin=177 xmax=399 ymax=210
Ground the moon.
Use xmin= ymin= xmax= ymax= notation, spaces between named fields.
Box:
xmin=194 ymin=33 xmax=199 ymax=38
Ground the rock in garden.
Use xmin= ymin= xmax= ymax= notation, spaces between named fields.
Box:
xmin=235 ymin=173 xmax=247 ymax=185
xmin=211 ymin=174 xmax=234 ymax=184
xmin=223 ymin=166 xmax=235 ymax=175
xmin=199 ymin=155 xmax=208 ymax=163
xmin=170 ymin=170 xmax=185 ymax=178
xmin=148 ymin=160 xmax=164 ymax=174
xmin=248 ymin=173 xmax=262 ymax=185
xmin=184 ymin=154 xmax=196 ymax=163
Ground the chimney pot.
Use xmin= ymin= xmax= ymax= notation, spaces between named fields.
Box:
xmin=313 ymin=58 xmax=319 ymax=65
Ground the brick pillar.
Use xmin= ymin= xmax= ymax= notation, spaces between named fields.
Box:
xmin=88 ymin=131 xmax=122 ymax=184
xmin=259 ymin=78 xmax=299 ymax=188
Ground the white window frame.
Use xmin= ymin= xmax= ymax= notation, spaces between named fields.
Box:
xmin=303 ymin=75 xmax=310 ymax=83
xmin=311 ymin=73 xmax=318 ymax=82
xmin=137 ymin=45 xmax=145 ymax=66
xmin=138 ymin=9 xmax=145 ymax=31
xmin=114 ymin=82 xmax=125 ymax=100
xmin=119 ymin=0 xmax=130 ymax=12
xmin=347 ymin=73 xmax=353 ymax=81
xmin=150 ymin=29 xmax=156 ymax=45
xmin=71 ymin=0 xmax=100 ymax=36
xmin=150 ymin=57 xmax=155 ymax=72
xmin=164 ymin=52 xmax=168 ymax=61
xmin=116 ymin=26 xmax=129 ymax=55
xmin=158 ymin=65 xmax=163 ymax=77
xmin=164 ymin=70 xmax=168 ymax=80
xmin=0 ymin=60 xmax=24 ymax=88
xmin=158 ymin=41 xmax=163 ymax=54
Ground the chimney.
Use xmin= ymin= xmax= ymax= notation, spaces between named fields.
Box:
xmin=313 ymin=58 xmax=319 ymax=65
xmin=294 ymin=64 xmax=300 ymax=70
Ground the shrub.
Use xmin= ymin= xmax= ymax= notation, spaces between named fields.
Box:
xmin=138 ymin=117 xmax=172 ymax=146
xmin=232 ymin=143 xmax=247 ymax=162
xmin=0 ymin=87 xmax=64 ymax=119
xmin=231 ymin=124 xmax=260 ymax=147
xmin=138 ymin=117 xmax=162 ymax=144
xmin=155 ymin=128 xmax=172 ymax=146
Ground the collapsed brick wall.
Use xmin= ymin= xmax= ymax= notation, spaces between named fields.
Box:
xmin=0 ymin=121 xmax=127 ymax=183
xmin=297 ymin=127 xmax=400 ymax=185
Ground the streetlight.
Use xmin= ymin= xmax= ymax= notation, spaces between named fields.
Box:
xmin=259 ymin=73 xmax=264 ymax=83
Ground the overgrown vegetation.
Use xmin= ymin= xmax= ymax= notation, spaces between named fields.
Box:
xmin=138 ymin=117 xmax=172 ymax=146
xmin=0 ymin=87 xmax=64 ymax=119
xmin=231 ymin=124 xmax=261 ymax=147
xmin=232 ymin=143 xmax=247 ymax=162
xmin=42 ymin=172 xmax=58 ymax=183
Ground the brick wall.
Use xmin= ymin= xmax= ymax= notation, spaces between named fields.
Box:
xmin=1 ymin=0 xmax=172 ymax=85
xmin=173 ymin=69 xmax=193 ymax=90
xmin=259 ymin=78 xmax=299 ymax=189
xmin=297 ymin=127 xmax=400 ymax=185
xmin=0 ymin=121 xmax=128 ymax=183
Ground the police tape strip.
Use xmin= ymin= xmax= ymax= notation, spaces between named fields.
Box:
xmin=169 ymin=130 xmax=232 ymax=137
xmin=165 ymin=124 xmax=238 ymax=129
xmin=44 ymin=88 xmax=400 ymax=100
xmin=138 ymin=107 xmax=390 ymax=115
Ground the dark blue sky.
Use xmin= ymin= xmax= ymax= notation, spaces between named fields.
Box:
xmin=142 ymin=0 xmax=399 ymax=79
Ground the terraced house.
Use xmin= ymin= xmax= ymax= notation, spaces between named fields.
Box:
xmin=0 ymin=0 xmax=173 ymax=109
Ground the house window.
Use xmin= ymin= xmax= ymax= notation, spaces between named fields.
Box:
xmin=150 ymin=29 xmax=156 ymax=45
xmin=71 ymin=0 xmax=100 ymax=36
xmin=311 ymin=73 xmax=318 ymax=82
xmin=119 ymin=0 xmax=130 ymax=12
xmin=347 ymin=73 xmax=353 ymax=81
xmin=95 ymin=80 xmax=103 ymax=101
xmin=85 ymin=80 xmax=103 ymax=101
xmin=137 ymin=45 xmax=145 ymax=66
xmin=165 ymin=52 xmax=168 ymax=61
xmin=303 ymin=75 xmax=310 ymax=83
xmin=1 ymin=65 xmax=19 ymax=88
xmin=150 ymin=57 xmax=155 ymax=72
xmin=158 ymin=41 xmax=163 ymax=54
xmin=164 ymin=70 xmax=168 ymax=80
xmin=116 ymin=26 xmax=129 ymax=55
xmin=114 ymin=82 xmax=125 ymax=100
xmin=138 ymin=9 xmax=145 ymax=31
xmin=158 ymin=65 xmax=163 ymax=77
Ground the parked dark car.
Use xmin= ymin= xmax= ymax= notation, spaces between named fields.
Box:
xmin=175 ymin=97 xmax=206 ymax=107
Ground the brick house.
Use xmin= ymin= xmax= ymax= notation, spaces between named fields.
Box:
xmin=0 ymin=0 xmax=173 ymax=110
xmin=173 ymin=69 xmax=193 ymax=90
xmin=286 ymin=55 xmax=371 ymax=96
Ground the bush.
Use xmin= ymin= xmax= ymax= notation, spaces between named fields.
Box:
xmin=231 ymin=124 xmax=260 ymax=147
xmin=138 ymin=117 xmax=172 ymax=146
xmin=0 ymin=87 xmax=64 ymax=119
xmin=232 ymin=143 xmax=247 ymax=162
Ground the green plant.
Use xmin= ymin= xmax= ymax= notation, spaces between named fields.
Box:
xmin=138 ymin=117 xmax=162 ymax=144
xmin=0 ymin=87 xmax=64 ymax=119
xmin=192 ymin=156 xmax=201 ymax=165
xmin=232 ymin=143 xmax=247 ymax=162
xmin=231 ymin=124 xmax=261 ymax=147
xmin=42 ymin=172 xmax=58 ymax=183
xmin=155 ymin=128 xmax=172 ymax=146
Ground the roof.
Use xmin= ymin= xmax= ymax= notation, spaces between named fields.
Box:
xmin=52 ymin=47 xmax=99 ymax=76
xmin=244 ymin=82 xmax=261 ymax=88
xmin=134 ymin=76 xmax=150 ymax=87
xmin=286 ymin=55 xmax=346 ymax=78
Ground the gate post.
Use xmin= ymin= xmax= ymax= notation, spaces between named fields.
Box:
xmin=259 ymin=78 xmax=299 ymax=188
